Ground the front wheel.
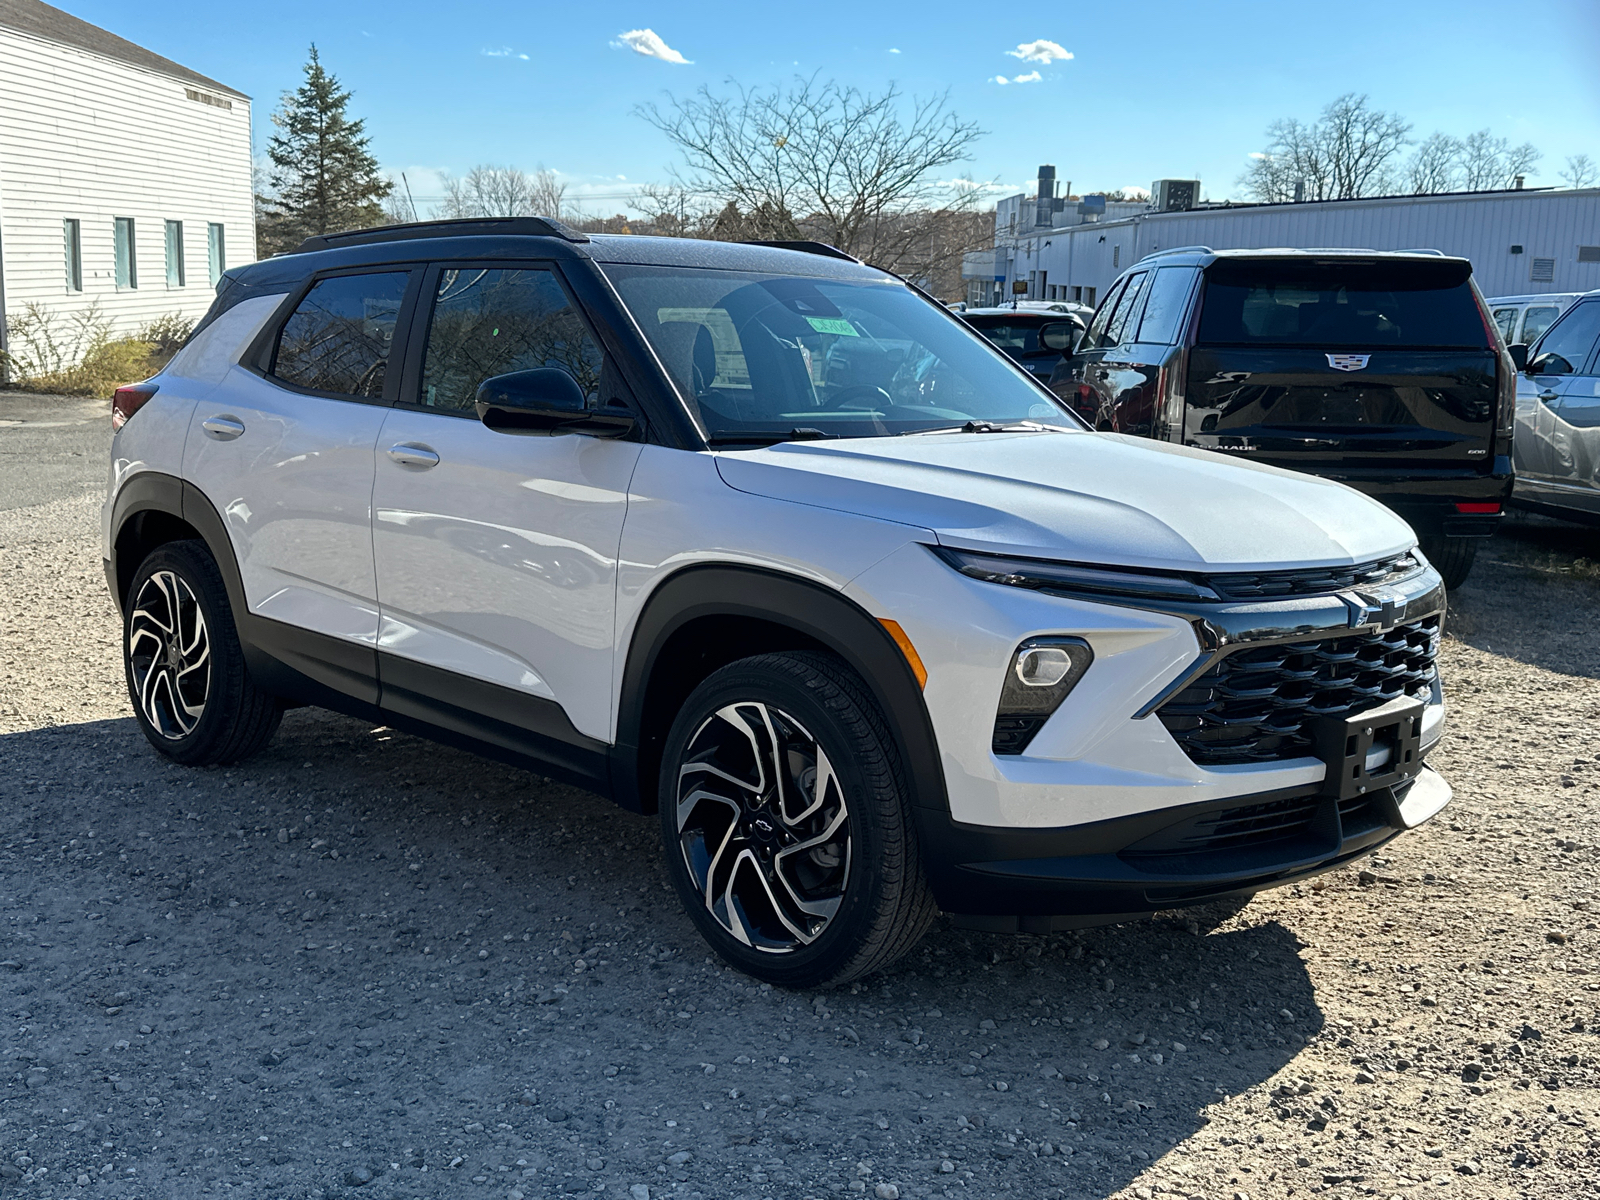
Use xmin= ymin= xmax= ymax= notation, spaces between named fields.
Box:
xmin=1418 ymin=535 xmax=1479 ymax=589
xmin=659 ymin=651 xmax=936 ymax=988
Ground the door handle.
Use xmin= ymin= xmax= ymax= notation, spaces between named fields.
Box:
xmin=387 ymin=443 xmax=440 ymax=468
xmin=1538 ymin=389 xmax=1561 ymax=402
xmin=201 ymin=415 xmax=245 ymax=440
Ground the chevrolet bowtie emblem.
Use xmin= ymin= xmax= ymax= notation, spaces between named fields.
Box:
xmin=1344 ymin=588 xmax=1401 ymax=630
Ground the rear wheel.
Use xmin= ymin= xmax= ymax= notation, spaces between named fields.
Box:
xmin=124 ymin=540 xmax=282 ymax=765
xmin=1418 ymin=535 xmax=1479 ymax=589
xmin=659 ymin=651 xmax=936 ymax=988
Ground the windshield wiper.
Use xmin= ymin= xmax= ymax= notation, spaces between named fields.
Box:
xmin=705 ymin=427 xmax=834 ymax=447
xmin=900 ymin=420 xmax=1062 ymax=436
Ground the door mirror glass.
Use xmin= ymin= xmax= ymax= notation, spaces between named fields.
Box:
xmin=1507 ymin=343 xmax=1529 ymax=373
xmin=476 ymin=368 xmax=634 ymax=437
xmin=1038 ymin=321 xmax=1076 ymax=352
xmin=1527 ymin=351 xmax=1572 ymax=377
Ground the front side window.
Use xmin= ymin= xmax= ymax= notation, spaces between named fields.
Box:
xmin=207 ymin=223 xmax=226 ymax=286
xmin=1101 ymin=271 xmax=1149 ymax=348
xmin=1520 ymin=305 xmax=1561 ymax=345
xmin=272 ymin=272 xmax=410 ymax=397
xmin=114 ymin=217 xmax=136 ymax=289
xmin=1079 ymin=278 xmax=1125 ymax=351
xmin=419 ymin=267 xmax=602 ymax=413
xmin=604 ymin=265 xmax=1077 ymax=443
xmin=1530 ymin=301 xmax=1600 ymax=376
xmin=64 ymin=219 xmax=82 ymax=292
xmin=165 ymin=220 xmax=185 ymax=287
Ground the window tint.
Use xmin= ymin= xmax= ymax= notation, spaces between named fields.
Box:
xmin=419 ymin=268 xmax=603 ymax=413
xmin=1196 ymin=259 xmax=1488 ymax=348
xmin=1080 ymin=278 xmax=1125 ymax=350
xmin=1520 ymin=305 xmax=1561 ymax=345
xmin=1531 ymin=302 xmax=1600 ymax=376
xmin=273 ymin=272 xmax=410 ymax=398
xmin=1136 ymin=266 xmax=1199 ymax=344
xmin=1101 ymin=271 xmax=1148 ymax=348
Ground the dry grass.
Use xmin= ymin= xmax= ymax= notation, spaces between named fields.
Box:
xmin=1 ymin=301 xmax=193 ymax=397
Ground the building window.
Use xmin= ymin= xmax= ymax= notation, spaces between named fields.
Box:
xmin=208 ymin=223 xmax=226 ymax=286
xmin=1579 ymin=246 xmax=1600 ymax=264
xmin=114 ymin=217 xmax=137 ymax=289
xmin=165 ymin=220 xmax=185 ymax=287
xmin=63 ymin=219 xmax=82 ymax=292
xmin=1084 ymin=286 xmax=1096 ymax=307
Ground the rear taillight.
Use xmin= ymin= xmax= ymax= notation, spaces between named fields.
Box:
xmin=111 ymin=383 xmax=158 ymax=430
xmin=1455 ymin=502 xmax=1501 ymax=514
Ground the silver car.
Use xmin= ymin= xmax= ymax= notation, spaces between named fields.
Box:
xmin=1512 ymin=290 xmax=1600 ymax=519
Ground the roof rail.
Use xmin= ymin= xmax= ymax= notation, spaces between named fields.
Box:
xmin=1139 ymin=245 xmax=1214 ymax=260
xmin=294 ymin=216 xmax=589 ymax=255
xmin=1398 ymin=247 xmax=1446 ymax=256
xmin=740 ymin=240 xmax=861 ymax=263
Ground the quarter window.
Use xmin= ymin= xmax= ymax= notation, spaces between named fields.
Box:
xmin=272 ymin=272 xmax=411 ymax=398
xmin=419 ymin=267 xmax=603 ymax=413
xmin=114 ymin=217 xmax=136 ymax=289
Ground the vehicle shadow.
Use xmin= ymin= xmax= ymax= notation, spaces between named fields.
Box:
xmin=0 ymin=710 xmax=1321 ymax=1199
xmin=1442 ymin=509 xmax=1600 ymax=680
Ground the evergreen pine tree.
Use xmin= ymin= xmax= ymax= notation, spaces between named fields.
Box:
xmin=259 ymin=46 xmax=391 ymax=255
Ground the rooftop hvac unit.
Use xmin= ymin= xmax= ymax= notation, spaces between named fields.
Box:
xmin=1152 ymin=180 xmax=1199 ymax=213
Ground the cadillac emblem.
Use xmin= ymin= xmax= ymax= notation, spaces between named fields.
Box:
xmin=1326 ymin=353 xmax=1371 ymax=372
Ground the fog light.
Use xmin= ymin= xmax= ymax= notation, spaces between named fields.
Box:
xmin=993 ymin=637 xmax=1094 ymax=756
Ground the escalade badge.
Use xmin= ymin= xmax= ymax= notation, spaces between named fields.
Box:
xmin=1326 ymin=353 xmax=1371 ymax=372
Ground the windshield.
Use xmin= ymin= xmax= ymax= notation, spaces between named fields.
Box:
xmin=603 ymin=265 xmax=1079 ymax=443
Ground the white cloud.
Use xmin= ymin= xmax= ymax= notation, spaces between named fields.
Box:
xmin=1119 ymin=185 xmax=1151 ymax=200
xmin=481 ymin=46 xmax=513 ymax=57
xmin=612 ymin=29 xmax=692 ymax=64
xmin=993 ymin=71 xmax=1042 ymax=85
xmin=1007 ymin=39 xmax=1072 ymax=65
xmin=888 ymin=47 xmax=901 ymax=54
xmin=1248 ymin=151 xmax=1268 ymax=160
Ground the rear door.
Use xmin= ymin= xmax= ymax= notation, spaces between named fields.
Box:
xmin=1183 ymin=257 xmax=1498 ymax=473
xmin=370 ymin=262 xmax=643 ymax=746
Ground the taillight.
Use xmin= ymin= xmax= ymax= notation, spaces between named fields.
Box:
xmin=111 ymin=383 xmax=158 ymax=431
xmin=1455 ymin=502 xmax=1501 ymax=514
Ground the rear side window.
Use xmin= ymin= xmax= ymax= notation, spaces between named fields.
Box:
xmin=273 ymin=272 xmax=410 ymax=397
xmin=1100 ymin=271 xmax=1148 ymax=348
xmin=419 ymin=267 xmax=603 ymax=413
xmin=1196 ymin=259 xmax=1488 ymax=348
xmin=1531 ymin=302 xmax=1600 ymax=375
xmin=1135 ymin=267 xmax=1200 ymax=344
xmin=1520 ymin=304 xmax=1562 ymax=345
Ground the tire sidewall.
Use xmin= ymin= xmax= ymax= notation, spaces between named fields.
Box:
xmin=658 ymin=655 xmax=904 ymax=986
xmin=123 ymin=541 xmax=239 ymax=764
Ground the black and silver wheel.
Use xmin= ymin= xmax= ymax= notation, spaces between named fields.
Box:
xmin=123 ymin=540 xmax=282 ymax=765
xmin=659 ymin=651 xmax=935 ymax=988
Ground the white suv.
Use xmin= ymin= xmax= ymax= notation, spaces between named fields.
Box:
xmin=103 ymin=218 xmax=1452 ymax=987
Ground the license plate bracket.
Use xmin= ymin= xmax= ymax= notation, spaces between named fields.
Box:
xmin=1308 ymin=695 xmax=1425 ymax=800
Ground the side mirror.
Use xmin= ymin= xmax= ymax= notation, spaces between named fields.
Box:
xmin=1038 ymin=321 xmax=1076 ymax=353
xmin=475 ymin=368 xmax=634 ymax=438
xmin=1508 ymin=343 xmax=1529 ymax=372
xmin=1527 ymin=351 xmax=1571 ymax=377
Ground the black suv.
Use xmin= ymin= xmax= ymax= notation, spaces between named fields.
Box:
xmin=1051 ymin=248 xmax=1515 ymax=587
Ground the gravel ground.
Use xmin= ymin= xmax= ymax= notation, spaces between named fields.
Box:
xmin=1 ymin=393 xmax=1597 ymax=1200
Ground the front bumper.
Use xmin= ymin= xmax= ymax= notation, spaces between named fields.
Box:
xmin=918 ymin=767 xmax=1450 ymax=929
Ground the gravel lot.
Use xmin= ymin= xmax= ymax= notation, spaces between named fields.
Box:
xmin=2 ymin=391 xmax=1597 ymax=1200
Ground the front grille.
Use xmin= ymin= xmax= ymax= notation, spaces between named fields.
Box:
xmin=1157 ymin=616 xmax=1441 ymax=765
xmin=1205 ymin=552 xmax=1421 ymax=601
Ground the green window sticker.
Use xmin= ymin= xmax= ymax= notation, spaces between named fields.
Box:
xmin=806 ymin=316 xmax=858 ymax=337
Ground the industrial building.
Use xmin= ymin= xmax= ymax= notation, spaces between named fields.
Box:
xmin=964 ymin=166 xmax=1600 ymax=308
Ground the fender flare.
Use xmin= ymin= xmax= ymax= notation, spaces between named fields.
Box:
xmin=612 ymin=564 xmax=949 ymax=817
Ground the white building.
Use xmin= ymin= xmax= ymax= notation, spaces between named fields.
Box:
xmin=0 ymin=0 xmax=253 ymax=364
xmin=969 ymin=169 xmax=1600 ymax=307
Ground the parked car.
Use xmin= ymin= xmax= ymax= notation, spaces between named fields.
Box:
xmin=104 ymin=219 xmax=1452 ymax=987
xmin=1508 ymin=290 xmax=1600 ymax=521
xmin=960 ymin=307 xmax=1086 ymax=381
xmin=1487 ymin=292 xmax=1582 ymax=350
xmin=1052 ymin=247 xmax=1514 ymax=588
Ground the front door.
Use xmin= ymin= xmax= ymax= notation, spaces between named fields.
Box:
xmin=371 ymin=264 xmax=642 ymax=745
xmin=181 ymin=269 xmax=415 ymax=700
xmin=1522 ymin=301 xmax=1600 ymax=500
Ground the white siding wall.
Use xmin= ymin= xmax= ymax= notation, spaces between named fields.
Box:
xmin=1006 ymin=189 xmax=1600 ymax=303
xmin=0 ymin=25 xmax=253 ymax=347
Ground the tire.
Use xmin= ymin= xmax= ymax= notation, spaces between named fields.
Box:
xmin=658 ymin=651 xmax=937 ymax=988
xmin=123 ymin=539 xmax=282 ymax=765
xmin=1418 ymin=535 xmax=1479 ymax=589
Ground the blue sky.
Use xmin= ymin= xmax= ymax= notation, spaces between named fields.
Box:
xmin=79 ymin=0 xmax=1600 ymax=214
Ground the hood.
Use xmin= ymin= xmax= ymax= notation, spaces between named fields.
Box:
xmin=714 ymin=430 xmax=1416 ymax=572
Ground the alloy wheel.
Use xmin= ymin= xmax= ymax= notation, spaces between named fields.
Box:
xmin=674 ymin=702 xmax=852 ymax=953
xmin=127 ymin=570 xmax=211 ymax=739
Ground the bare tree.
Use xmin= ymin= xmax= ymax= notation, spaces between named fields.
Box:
xmin=636 ymin=74 xmax=987 ymax=277
xmin=1561 ymin=153 xmax=1597 ymax=189
xmin=1240 ymin=95 xmax=1408 ymax=202
xmin=1458 ymin=130 xmax=1541 ymax=190
xmin=1405 ymin=132 xmax=1461 ymax=194
xmin=434 ymin=165 xmax=576 ymax=221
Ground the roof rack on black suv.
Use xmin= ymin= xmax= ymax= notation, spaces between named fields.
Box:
xmin=294 ymin=215 xmax=590 ymax=254
xmin=739 ymin=239 xmax=861 ymax=263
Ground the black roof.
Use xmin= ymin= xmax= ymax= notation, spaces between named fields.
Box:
xmin=0 ymin=0 xmax=246 ymax=97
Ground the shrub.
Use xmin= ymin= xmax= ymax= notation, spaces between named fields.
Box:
xmin=1 ymin=305 xmax=194 ymax=396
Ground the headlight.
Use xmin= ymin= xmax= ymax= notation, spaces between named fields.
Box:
xmin=933 ymin=546 xmax=1221 ymax=604
xmin=992 ymin=636 xmax=1094 ymax=755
